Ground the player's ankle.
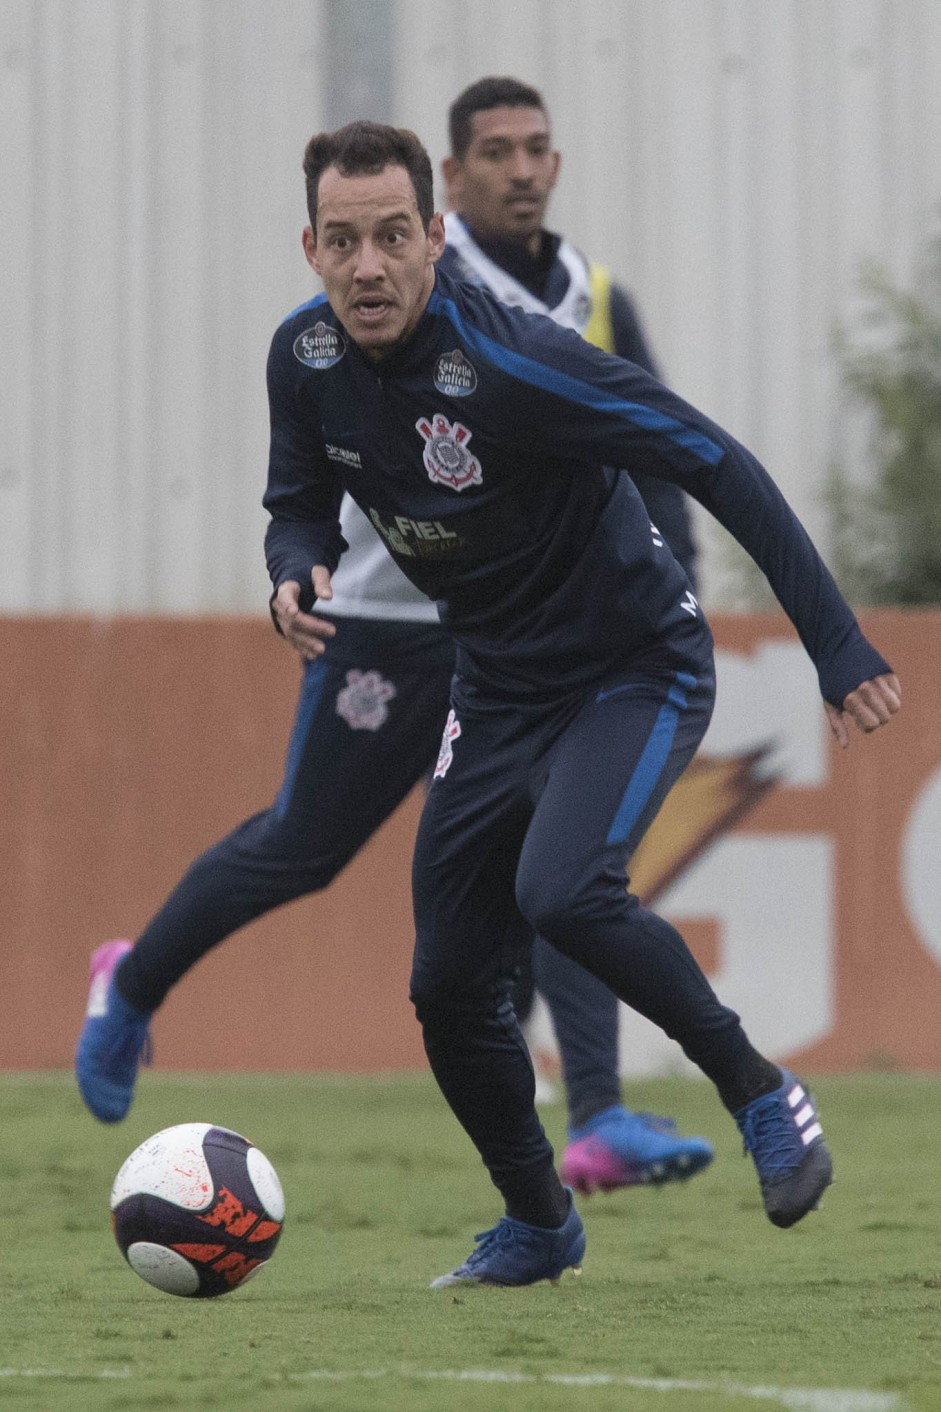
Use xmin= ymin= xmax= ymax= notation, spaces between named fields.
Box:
xmin=503 ymin=1162 xmax=570 ymax=1229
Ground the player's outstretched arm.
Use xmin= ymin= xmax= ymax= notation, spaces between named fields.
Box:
xmin=824 ymin=672 xmax=901 ymax=749
xmin=270 ymin=567 xmax=336 ymax=661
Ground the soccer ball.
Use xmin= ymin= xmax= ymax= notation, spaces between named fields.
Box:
xmin=110 ymin=1122 xmax=284 ymax=1298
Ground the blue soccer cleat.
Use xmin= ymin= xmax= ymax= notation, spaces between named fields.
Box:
xmin=75 ymin=940 xmax=152 ymax=1123
xmin=735 ymin=1069 xmax=833 ymax=1228
xmin=430 ymin=1190 xmax=585 ymax=1288
xmin=560 ymin=1105 xmax=714 ymax=1194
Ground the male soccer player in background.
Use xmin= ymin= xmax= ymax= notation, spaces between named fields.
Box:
xmin=439 ymin=76 xmax=708 ymax=1190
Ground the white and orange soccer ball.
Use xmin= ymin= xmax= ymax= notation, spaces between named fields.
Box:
xmin=110 ymin=1123 xmax=284 ymax=1298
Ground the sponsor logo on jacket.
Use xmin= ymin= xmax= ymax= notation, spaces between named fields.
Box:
xmin=433 ymin=350 xmax=478 ymax=397
xmin=293 ymin=322 xmax=346 ymax=369
xmin=368 ymin=508 xmax=463 ymax=560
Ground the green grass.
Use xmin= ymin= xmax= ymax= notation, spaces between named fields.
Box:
xmin=1 ymin=1072 xmax=939 ymax=1411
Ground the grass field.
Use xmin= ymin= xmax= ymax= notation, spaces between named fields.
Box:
xmin=1 ymin=1071 xmax=939 ymax=1411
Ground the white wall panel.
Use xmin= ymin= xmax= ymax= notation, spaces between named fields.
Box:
xmin=2 ymin=0 xmax=940 ymax=612
xmin=396 ymin=0 xmax=941 ymax=600
xmin=1 ymin=0 xmax=328 ymax=612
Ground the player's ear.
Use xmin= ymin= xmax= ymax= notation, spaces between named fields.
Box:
xmin=427 ymin=212 xmax=446 ymax=262
xmin=441 ymin=155 xmax=462 ymax=210
xmin=547 ymin=148 xmax=561 ymax=191
xmin=302 ymin=225 xmax=322 ymax=276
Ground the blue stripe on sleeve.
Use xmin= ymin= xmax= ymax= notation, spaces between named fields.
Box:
xmin=429 ymin=291 xmax=725 ymax=466
xmin=605 ymin=673 xmax=696 ymax=845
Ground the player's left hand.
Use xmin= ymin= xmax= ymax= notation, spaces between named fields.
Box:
xmin=825 ymin=672 xmax=901 ymax=749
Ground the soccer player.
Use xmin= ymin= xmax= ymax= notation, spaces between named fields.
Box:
xmin=76 ymin=80 xmax=712 ymax=1192
xmin=438 ymin=77 xmax=696 ymax=580
xmin=263 ymin=120 xmax=899 ymax=1287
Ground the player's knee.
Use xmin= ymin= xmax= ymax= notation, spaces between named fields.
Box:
xmin=516 ymin=862 xmax=620 ymax=947
xmin=410 ymin=960 xmax=506 ymax=1031
xmin=409 ymin=951 xmax=458 ymax=1027
xmin=409 ymin=974 xmax=443 ymax=1027
xmin=213 ymin=812 xmax=349 ymax=888
xmin=515 ymin=872 xmax=579 ymax=944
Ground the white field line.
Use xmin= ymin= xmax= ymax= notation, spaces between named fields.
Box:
xmin=287 ymin=1366 xmax=906 ymax=1411
xmin=0 ymin=1368 xmax=131 ymax=1379
xmin=0 ymin=1365 xmax=906 ymax=1411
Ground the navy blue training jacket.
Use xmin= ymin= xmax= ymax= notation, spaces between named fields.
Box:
xmin=264 ymin=268 xmax=889 ymax=705
xmin=437 ymin=231 xmax=698 ymax=584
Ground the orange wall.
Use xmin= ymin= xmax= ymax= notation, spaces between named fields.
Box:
xmin=1 ymin=611 xmax=936 ymax=1072
xmin=0 ymin=618 xmax=423 ymax=1072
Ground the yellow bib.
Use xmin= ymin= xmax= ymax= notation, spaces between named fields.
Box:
xmin=582 ymin=263 xmax=616 ymax=354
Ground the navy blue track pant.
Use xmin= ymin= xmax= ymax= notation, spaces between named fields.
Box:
xmin=410 ymin=659 xmax=747 ymax=1195
xmin=119 ymin=617 xmax=622 ymax=1126
xmin=121 ymin=618 xmax=454 ymax=1007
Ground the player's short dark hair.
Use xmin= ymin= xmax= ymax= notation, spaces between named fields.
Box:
xmin=303 ymin=121 xmax=435 ymax=231
xmin=448 ymin=76 xmax=548 ymax=159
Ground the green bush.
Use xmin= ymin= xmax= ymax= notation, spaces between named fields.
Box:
xmin=829 ymin=233 xmax=941 ymax=604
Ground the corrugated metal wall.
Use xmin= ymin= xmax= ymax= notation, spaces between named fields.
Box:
xmin=394 ymin=0 xmax=941 ymax=600
xmin=3 ymin=0 xmax=939 ymax=612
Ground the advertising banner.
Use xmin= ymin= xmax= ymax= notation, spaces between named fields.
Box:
xmin=0 ymin=611 xmax=936 ymax=1073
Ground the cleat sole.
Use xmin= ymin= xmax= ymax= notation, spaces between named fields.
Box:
xmin=550 ymin=1264 xmax=582 ymax=1286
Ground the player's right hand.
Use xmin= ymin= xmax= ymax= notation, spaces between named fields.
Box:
xmin=270 ymin=568 xmax=336 ymax=660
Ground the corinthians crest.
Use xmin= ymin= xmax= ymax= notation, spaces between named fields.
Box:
xmin=335 ymin=669 xmax=396 ymax=731
xmin=433 ymin=709 xmax=461 ymax=779
xmin=415 ymin=414 xmax=483 ymax=492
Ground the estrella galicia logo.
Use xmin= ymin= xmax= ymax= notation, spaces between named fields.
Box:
xmin=293 ymin=321 xmax=347 ymax=370
xmin=433 ymin=348 xmax=478 ymax=397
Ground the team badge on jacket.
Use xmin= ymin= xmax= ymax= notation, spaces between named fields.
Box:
xmin=434 ymin=709 xmax=461 ymax=779
xmin=335 ymin=669 xmax=396 ymax=731
xmin=416 ymin=415 xmax=483 ymax=492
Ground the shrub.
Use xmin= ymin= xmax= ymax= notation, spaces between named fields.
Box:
xmin=829 ymin=233 xmax=941 ymax=604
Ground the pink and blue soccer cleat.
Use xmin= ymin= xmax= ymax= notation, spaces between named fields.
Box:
xmin=560 ymin=1105 xmax=714 ymax=1194
xmin=75 ymin=940 xmax=152 ymax=1123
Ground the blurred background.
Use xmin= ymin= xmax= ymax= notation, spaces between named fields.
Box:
xmin=2 ymin=0 xmax=940 ymax=1075
xmin=4 ymin=0 xmax=940 ymax=611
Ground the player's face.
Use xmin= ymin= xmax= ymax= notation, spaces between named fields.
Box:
xmin=443 ymin=105 xmax=560 ymax=251
xmin=305 ymin=164 xmax=445 ymax=362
